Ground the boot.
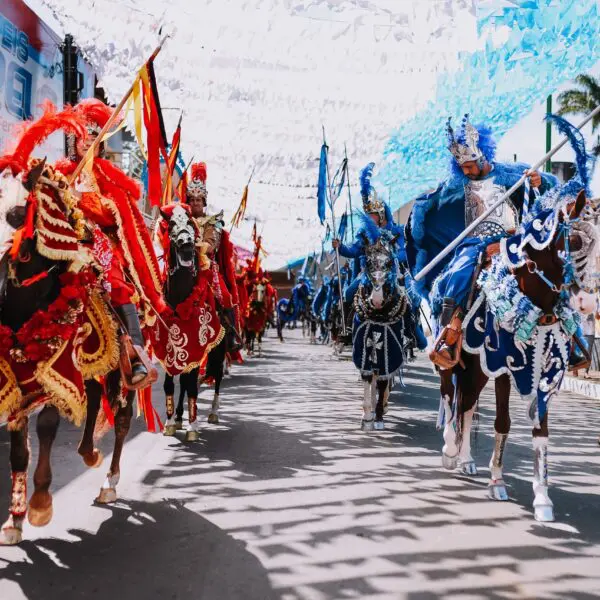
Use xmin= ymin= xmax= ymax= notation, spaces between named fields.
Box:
xmin=117 ymin=304 xmax=148 ymax=384
xmin=430 ymin=298 xmax=464 ymax=370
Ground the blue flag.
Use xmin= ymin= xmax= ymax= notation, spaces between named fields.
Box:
xmin=317 ymin=143 xmax=328 ymax=225
xmin=338 ymin=212 xmax=348 ymax=242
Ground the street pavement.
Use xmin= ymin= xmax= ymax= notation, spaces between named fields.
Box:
xmin=1 ymin=329 xmax=600 ymax=599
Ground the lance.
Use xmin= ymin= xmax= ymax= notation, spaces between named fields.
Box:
xmin=344 ymin=144 xmax=355 ymax=237
xmin=68 ymin=35 xmax=169 ymax=185
xmin=415 ymin=103 xmax=600 ymax=283
xmin=323 ymin=126 xmax=347 ymax=336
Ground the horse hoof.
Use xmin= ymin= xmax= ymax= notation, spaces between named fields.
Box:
xmin=82 ymin=449 xmax=104 ymax=468
xmin=27 ymin=498 xmax=53 ymax=528
xmin=0 ymin=517 xmax=23 ymax=545
xmin=488 ymin=481 xmax=509 ymax=501
xmin=185 ymin=429 xmax=200 ymax=442
xmin=460 ymin=460 xmax=478 ymax=476
xmin=361 ymin=419 xmax=374 ymax=432
xmin=208 ymin=413 xmax=219 ymax=425
xmin=95 ymin=487 xmax=118 ymax=504
xmin=175 ymin=420 xmax=184 ymax=430
xmin=442 ymin=452 xmax=459 ymax=470
xmin=374 ymin=421 xmax=385 ymax=431
xmin=534 ymin=504 xmax=555 ymax=522
xmin=163 ymin=424 xmax=177 ymax=437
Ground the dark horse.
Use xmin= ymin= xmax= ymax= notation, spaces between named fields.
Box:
xmin=439 ymin=189 xmax=598 ymax=522
xmin=244 ymin=278 xmax=268 ymax=356
xmin=160 ymin=204 xmax=203 ymax=440
xmin=351 ymin=231 xmax=409 ymax=431
xmin=0 ymin=161 xmax=134 ymax=543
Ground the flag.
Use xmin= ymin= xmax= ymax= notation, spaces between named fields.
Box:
xmin=324 ymin=223 xmax=331 ymax=241
xmin=330 ymin=158 xmax=347 ymax=207
xmin=317 ymin=143 xmax=328 ymax=225
xmin=301 ymin=254 xmax=309 ymax=277
xmin=231 ymin=185 xmax=249 ymax=229
xmin=338 ymin=211 xmax=348 ymax=242
xmin=125 ymin=56 xmax=168 ymax=207
xmin=161 ymin=114 xmax=182 ymax=206
xmin=176 ymin=168 xmax=188 ymax=202
xmin=251 ymin=222 xmax=258 ymax=244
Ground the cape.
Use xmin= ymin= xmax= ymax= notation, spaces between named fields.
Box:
xmin=405 ymin=162 xmax=558 ymax=301
xmin=55 ymin=158 xmax=165 ymax=317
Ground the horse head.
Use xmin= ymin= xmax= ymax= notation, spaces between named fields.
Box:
xmin=161 ymin=204 xmax=197 ymax=276
xmin=363 ymin=233 xmax=399 ymax=309
xmin=252 ymin=280 xmax=266 ymax=305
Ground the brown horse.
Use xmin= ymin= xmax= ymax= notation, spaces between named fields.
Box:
xmin=0 ymin=164 xmax=140 ymax=544
xmin=440 ymin=190 xmax=597 ymax=522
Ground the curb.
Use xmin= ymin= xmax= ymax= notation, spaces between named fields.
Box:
xmin=561 ymin=375 xmax=600 ymax=400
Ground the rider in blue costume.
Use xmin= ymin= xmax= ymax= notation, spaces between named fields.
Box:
xmin=333 ymin=163 xmax=427 ymax=350
xmin=405 ymin=115 xmax=558 ymax=368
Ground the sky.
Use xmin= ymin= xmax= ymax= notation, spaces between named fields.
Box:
xmin=20 ymin=0 xmax=600 ymax=267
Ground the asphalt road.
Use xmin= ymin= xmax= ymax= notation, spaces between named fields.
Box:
xmin=1 ymin=329 xmax=600 ymax=599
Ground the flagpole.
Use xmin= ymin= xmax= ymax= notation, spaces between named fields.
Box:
xmin=415 ymin=103 xmax=600 ymax=283
xmin=323 ymin=126 xmax=347 ymax=336
xmin=68 ymin=36 xmax=169 ymax=185
xmin=344 ymin=144 xmax=354 ymax=237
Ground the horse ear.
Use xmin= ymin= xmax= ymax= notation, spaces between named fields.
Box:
xmin=159 ymin=208 xmax=170 ymax=221
xmin=568 ymin=189 xmax=587 ymax=220
xmin=391 ymin=234 xmax=400 ymax=245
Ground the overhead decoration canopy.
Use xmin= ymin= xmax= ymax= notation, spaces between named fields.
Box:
xmin=42 ymin=0 xmax=599 ymax=268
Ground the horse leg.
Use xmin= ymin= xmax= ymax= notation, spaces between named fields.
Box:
xmin=457 ymin=358 xmax=487 ymax=476
xmin=208 ymin=344 xmax=225 ymax=424
xmin=488 ymin=374 xmax=511 ymax=500
xmin=257 ymin=331 xmax=263 ymax=357
xmin=440 ymin=369 xmax=459 ymax=470
xmin=374 ymin=380 xmax=388 ymax=430
xmin=78 ymin=379 xmax=105 ymax=467
xmin=532 ymin=416 xmax=553 ymax=522
xmin=0 ymin=424 xmax=30 ymax=545
xmin=96 ymin=391 xmax=133 ymax=504
xmin=185 ymin=370 xmax=200 ymax=442
xmin=360 ymin=375 xmax=374 ymax=431
xmin=163 ymin=373 xmax=177 ymax=436
xmin=28 ymin=405 xmax=60 ymax=527
xmin=175 ymin=377 xmax=185 ymax=430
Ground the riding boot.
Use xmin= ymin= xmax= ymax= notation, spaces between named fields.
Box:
xmin=224 ymin=308 xmax=242 ymax=352
xmin=116 ymin=304 xmax=148 ymax=383
xmin=430 ymin=298 xmax=464 ymax=370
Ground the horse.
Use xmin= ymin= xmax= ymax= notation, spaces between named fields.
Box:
xmin=244 ymin=278 xmax=268 ymax=356
xmin=351 ymin=230 xmax=409 ymax=431
xmin=439 ymin=189 xmax=598 ymax=522
xmin=276 ymin=279 xmax=311 ymax=341
xmin=158 ymin=205 xmax=208 ymax=440
xmin=0 ymin=160 xmax=134 ymax=544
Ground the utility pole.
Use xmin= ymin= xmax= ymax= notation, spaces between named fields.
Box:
xmin=62 ymin=34 xmax=80 ymax=154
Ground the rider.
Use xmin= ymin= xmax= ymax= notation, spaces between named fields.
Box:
xmin=405 ymin=115 xmax=558 ymax=369
xmin=56 ymin=98 xmax=165 ymax=385
xmin=332 ymin=162 xmax=405 ymax=320
xmin=182 ymin=162 xmax=242 ymax=354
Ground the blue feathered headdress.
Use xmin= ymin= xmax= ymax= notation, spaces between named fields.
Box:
xmin=449 ymin=120 xmax=497 ymax=178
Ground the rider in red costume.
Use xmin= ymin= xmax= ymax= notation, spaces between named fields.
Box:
xmin=55 ymin=99 xmax=165 ymax=384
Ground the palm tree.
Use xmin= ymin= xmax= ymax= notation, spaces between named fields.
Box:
xmin=557 ymin=74 xmax=600 ymax=155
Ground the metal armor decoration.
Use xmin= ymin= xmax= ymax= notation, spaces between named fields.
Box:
xmin=464 ymin=178 xmax=518 ymax=238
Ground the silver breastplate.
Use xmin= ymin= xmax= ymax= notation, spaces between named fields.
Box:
xmin=464 ymin=179 xmax=518 ymax=238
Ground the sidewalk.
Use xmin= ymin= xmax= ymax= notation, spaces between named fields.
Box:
xmin=562 ymin=370 xmax=600 ymax=400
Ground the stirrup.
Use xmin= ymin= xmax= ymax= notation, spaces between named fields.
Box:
xmin=429 ymin=314 xmax=463 ymax=370
xmin=119 ymin=334 xmax=158 ymax=390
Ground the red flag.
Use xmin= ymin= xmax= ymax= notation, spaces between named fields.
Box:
xmin=162 ymin=114 xmax=182 ymax=206
xmin=140 ymin=58 xmax=168 ymax=207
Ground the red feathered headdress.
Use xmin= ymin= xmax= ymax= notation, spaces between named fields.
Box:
xmin=190 ymin=162 xmax=207 ymax=183
xmin=0 ymin=101 xmax=87 ymax=176
xmin=73 ymin=98 xmax=114 ymax=132
xmin=187 ymin=162 xmax=207 ymax=200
